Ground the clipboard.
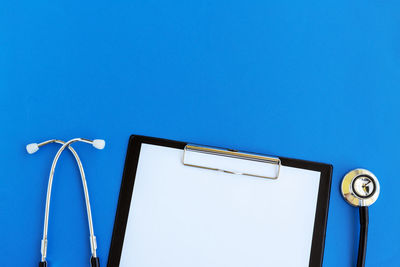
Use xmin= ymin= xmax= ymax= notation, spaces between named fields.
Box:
xmin=107 ymin=135 xmax=332 ymax=267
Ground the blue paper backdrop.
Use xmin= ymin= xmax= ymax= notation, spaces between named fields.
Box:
xmin=1 ymin=1 xmax=399 ymax=266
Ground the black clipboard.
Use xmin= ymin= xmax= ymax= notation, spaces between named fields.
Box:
xmin=107 ymin=135 xmax=332 ymax=267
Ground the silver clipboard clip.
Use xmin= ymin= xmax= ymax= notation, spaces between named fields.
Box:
xmin=183 ymin=144 xmax=281 ymax=179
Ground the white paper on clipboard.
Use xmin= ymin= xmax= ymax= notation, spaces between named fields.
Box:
xmin=119 ymin=143 xmax=321 ymax=267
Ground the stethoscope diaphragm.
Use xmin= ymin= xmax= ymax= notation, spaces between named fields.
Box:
xmin=341 ymin=168 xmax=380 ymax=207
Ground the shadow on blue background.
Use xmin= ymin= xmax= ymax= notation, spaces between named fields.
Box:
xmin=0 ymin=0 xmax=399 ymax=266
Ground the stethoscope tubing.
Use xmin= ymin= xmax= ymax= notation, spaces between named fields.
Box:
xmin=357 ymin=207 xmax=369 ymax=267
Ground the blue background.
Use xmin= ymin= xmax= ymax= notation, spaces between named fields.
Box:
xmin=1 ymin=1 xmax=399 ymax=266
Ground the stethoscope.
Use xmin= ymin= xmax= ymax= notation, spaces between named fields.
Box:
xmin=341 ymin=169 xmax=380 ymax=267
xmin=26 ymin=138 xmax=105 ymax=267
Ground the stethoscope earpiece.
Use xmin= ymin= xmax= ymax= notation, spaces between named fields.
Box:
xmin=341 ymin=168 xmax=380 ymax=207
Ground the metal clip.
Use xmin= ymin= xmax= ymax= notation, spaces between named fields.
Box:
xmin=183 ymin=144 xmax=281 ymax=179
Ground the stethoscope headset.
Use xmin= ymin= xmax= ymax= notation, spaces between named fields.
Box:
xmin=26 ymin=138 xmax=105 ymax=267
xmin=341 ymin=169 xmax=380 ymax=267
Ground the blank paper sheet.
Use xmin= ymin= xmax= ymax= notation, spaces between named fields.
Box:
xmin=119 ymin=144 xmax=321 ymax=267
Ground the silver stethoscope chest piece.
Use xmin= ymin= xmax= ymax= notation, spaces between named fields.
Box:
xmin=341 ymin=169 xmax=380 ymax=207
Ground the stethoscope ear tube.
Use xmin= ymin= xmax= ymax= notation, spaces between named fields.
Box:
xmin=28 ymin=138 xmax=105 ymax=267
